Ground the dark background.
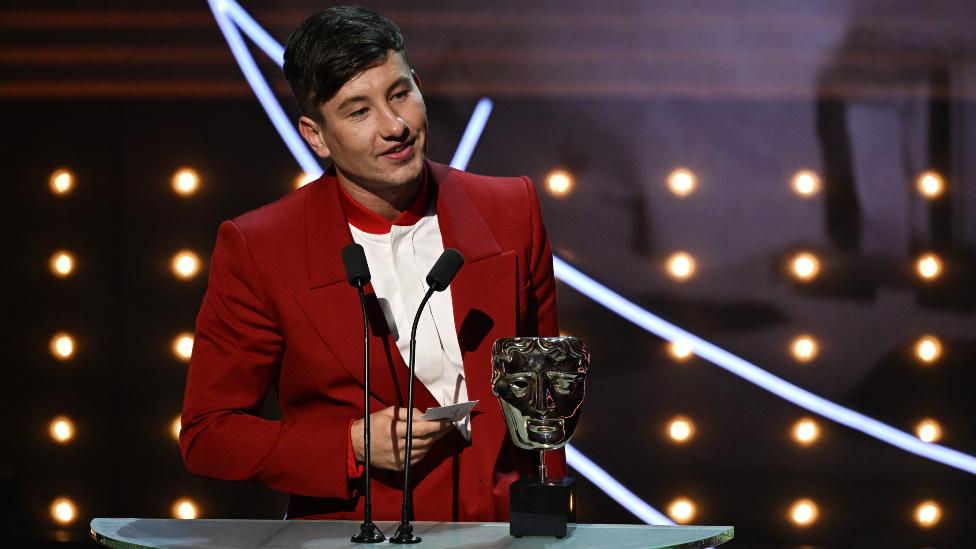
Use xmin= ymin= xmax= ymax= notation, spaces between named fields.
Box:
xmin=5 ymin=1 xmax=976 ymax=547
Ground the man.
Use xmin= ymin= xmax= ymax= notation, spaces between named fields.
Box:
xmin=180 ymin=5 xmax=563 ymax=522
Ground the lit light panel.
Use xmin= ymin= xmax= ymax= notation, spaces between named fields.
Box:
xmin=914 ymin=500 xmax=942 ymax=528
xmin=791 ymin=170 xmax=821 ymax=197
xmin=916 ymin=253 xmax=942 ymax=280
xmin=792 ymin=418 xmax=820 ymax=445
xmin=171 ymin=251 xmax=201 ymax=280
xmin=790 ymin=335 xmax=818 ymax=363
xmin=50 ymin=497 xmax=77 ymax=525
xmin=916 ymin=171 xmax=945 ymax=199
xmin=667 ymin=497 xmax=696 ymax=524
xmin=50 ymin=332 xmax=75 ymax=360
xmin=172 ymin=168 xmax=200 ymax=196
xmin=50 ymin=251 xmax=75 ymax=278
xmin=914 ymin=335 xmax=942 ymax=364
xmin=789 ymin=498 xmax=818 ymax=526
xmin=49 ymin=416 xmax=75 ymax=444
xmin=668 ymin=416 xmax=695 ymax=443
xmin=789 ymin=252 xmax=820 ymax=282
xmin=545 ymin=169 xmax=574 ymax=198
xmin=172 ymin=498 xmax=199 ymax=520
xmin=173 ymin=333 xmax=194 ymax=361
xmin=667 ymin=168 xmax=696 ymax=196
xmin=666 ymin=252 xmax=696 ymax=281
xmin=916 ymin=419 xmax=942 ymax=444
xmin=50 ymin=169 xmax=74 ymax=195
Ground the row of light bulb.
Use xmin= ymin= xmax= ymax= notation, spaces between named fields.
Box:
xmin=663 ymin=497 xmax=944 ymax=528
xmin=50 ymin=167 xmax=949 ymax=203
xmin=661 ymin=415 xmax=944 ymax=446
xmin=49 ymin=497 xmax=200 ymax=526
xmin=48 ymin=250 xmax=203 ymax=280
xmin=653 ymin=250 xmax=948 ymax=283
xmin=537 ymin=168 xmax=948 ymax=200
xmin=668 ymin=335 xmax=946 ymax=365
xmin=48 ymin=332 xmax=194 ymax=361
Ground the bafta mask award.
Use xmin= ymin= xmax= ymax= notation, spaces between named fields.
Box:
xmin=491 ymin=336 xmax=589 ymax=538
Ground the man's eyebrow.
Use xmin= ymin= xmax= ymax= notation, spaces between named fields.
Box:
xmin=334 ymin=76 xmax=413 ymax=114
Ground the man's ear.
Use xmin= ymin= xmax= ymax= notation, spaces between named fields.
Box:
xmin=411 ymin=69 xmax=422 ymax=90
xmin=298 ymin=115 xmax=331 ymax=159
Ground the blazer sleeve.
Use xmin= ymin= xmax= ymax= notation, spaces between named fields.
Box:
xmin=522 ymin=177 xmax=567 ymax=478
xmin=180 ymin=220 xmax=358 ymax=499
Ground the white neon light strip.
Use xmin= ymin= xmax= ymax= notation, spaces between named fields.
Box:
xmin=208 ymin=0 xmax=322 ymax=177
xmin=565 ymin=446 xmax=674 ymax=525
xmin=450 ymin=98 xmax=494 ymax=169
xmin=554 ymin=257 xmax=976 ymax=475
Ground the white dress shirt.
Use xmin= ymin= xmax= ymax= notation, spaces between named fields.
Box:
xmin=348 ymin=209 xmax=471 ymax=440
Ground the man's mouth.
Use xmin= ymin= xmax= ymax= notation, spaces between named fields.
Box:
xmin=380 ymin=139 xmax=416 ymax=161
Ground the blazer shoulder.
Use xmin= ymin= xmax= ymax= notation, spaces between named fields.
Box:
xmin=433 ymin=161 xmax=534 ymax=205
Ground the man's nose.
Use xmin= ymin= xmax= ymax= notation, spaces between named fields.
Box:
xmin=379 ymin=106 xmax=408 ymax=140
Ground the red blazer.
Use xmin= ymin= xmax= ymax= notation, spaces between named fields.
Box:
xmin=180 ymin=160 xmax=565 ymax=521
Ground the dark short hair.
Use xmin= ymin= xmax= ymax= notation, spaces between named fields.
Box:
xmin=283 ymin=5 xmax=406 ymax=120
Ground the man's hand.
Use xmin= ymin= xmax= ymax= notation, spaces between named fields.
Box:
xmin=350 ymin=406 xmax=453 ymax=471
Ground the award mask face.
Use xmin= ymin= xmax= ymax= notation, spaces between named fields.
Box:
xmin=491 ymin=337 xmax=589 ymax=450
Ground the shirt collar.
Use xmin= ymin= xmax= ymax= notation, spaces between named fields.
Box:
xmin=334 ymin=164 xmax=431 ymax=235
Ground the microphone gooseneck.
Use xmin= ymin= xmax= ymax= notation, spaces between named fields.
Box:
xmin=391 ymin=248 xmax=465 ymax=545
xmin=342 ymin=244 xmax=385 ymax=544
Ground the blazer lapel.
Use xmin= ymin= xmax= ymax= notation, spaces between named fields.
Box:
xmin=294 ymin=171 xmax=438 ymax=411
xmin=432 ymin=162 xmax=515 ymax=481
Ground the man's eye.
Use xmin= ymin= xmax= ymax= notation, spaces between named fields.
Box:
xmin=392 ymin=90 xmax=408 ymax=101
xmin=349 ymin=108 xmax=369 ymax=118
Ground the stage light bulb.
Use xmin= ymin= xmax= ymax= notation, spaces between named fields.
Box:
xmin=790 ymin=335 xmax=818 ymax=363
xmin=916 ymin=171 xmax=945 ymax=199
xmin=49 ymin=416 xmax=75 ymax=444
xmin=668 ymin=168 xmax=696 ymax=196
xmin=914 ymin=335 xmax=942 ymax=364
xmin=667 ymin=497 xmax=696 ymax=524
xmin=915 ymin=419 xmax=942 ymax=443
xmin=295 ymin=172 xmax=317 ymax=189
xmin=914 ymin=500 xmax=941 ymax=528
xmin=50 ymin=333 xmax=75 ymax=360
xmin=545 ymin=170 xmax=574 ymax=198
xmin=171 ymin=416 xmax=182 ymax=441
xmin=50 ymin=251 xmax=75 ymax=277
xmin=668 ymin=417 xmax=694 ymax=443
xmin=172 ymin=168 xmax=200 ymax=196
xmin=50 ymin=498 xmax=76 ymax=525
xmin=916 ymin=253 xmax=942 ymax=280
xmin=789 ymin=498 xmax=818 ymax=526
xmin=790 ymin=252 xmax=820 ymax=282
xmin=669 ymin=340 xmax=694 ymax=361
xmin=172 ymin=333 xmax=194 ymax=361
xmin=792 ymin=418 xmax=820 ymax=445
xmin=50 ymin=169 xmax=74 ymax=195
xmin=172 ymin=251 xmax=201 ymax=280
xmin=791 ymin=170 xmax=821 ymax=197
xmin=173 ymin=498 xmax=199 ymax=519
xmin=666 ymin=252 xmax=696 ymax=281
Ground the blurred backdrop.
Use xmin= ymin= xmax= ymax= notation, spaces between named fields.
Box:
xmin=6 ymin=1 xmax=976 ymax=547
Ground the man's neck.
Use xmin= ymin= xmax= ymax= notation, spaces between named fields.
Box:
xmin=336 ymin=171 xmax=423 ymax=223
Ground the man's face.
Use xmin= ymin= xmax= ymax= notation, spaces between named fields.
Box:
xmin=491 ymin=337 xmax=589 ymax=450
xmin=300 ymin=50 xmax=427 ymax=194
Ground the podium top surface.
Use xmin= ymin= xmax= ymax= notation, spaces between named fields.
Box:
xmin=91 ymin=518 xmax=733 ymax=549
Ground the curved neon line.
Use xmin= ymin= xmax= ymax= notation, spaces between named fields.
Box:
xmin=450 ymin=98 xmax=494 ymax=170
xmin=208 ymin=0 xmax=322 ymax=177
xmin=554 ymin=257 xmax=976 ymax=475
xmin=565 ymin=445 xmax=674 ymax=525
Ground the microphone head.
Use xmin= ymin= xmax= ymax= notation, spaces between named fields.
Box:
xmin=426 ymin=248 xmax=464 ymax=291
xmin=341 ymin=243 xmax=371 ymax=288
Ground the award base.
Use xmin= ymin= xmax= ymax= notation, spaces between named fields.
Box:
xmin=509 ymin=476 xmax=576 ymax=538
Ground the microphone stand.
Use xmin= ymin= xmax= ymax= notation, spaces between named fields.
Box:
xmin=389 ymin=286 xmax=437 ymax=544
xmin=351 ymin=282 xmax=385 ymax=544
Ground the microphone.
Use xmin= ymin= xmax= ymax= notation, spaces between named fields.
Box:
xmin=390 ymin=248 xmax=465 ymax=544
xmin=341 ymin=244 xmax=385 ymax=544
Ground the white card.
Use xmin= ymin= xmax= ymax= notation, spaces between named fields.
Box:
xmin=421 ymin=400 xmax=478 ymax=422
